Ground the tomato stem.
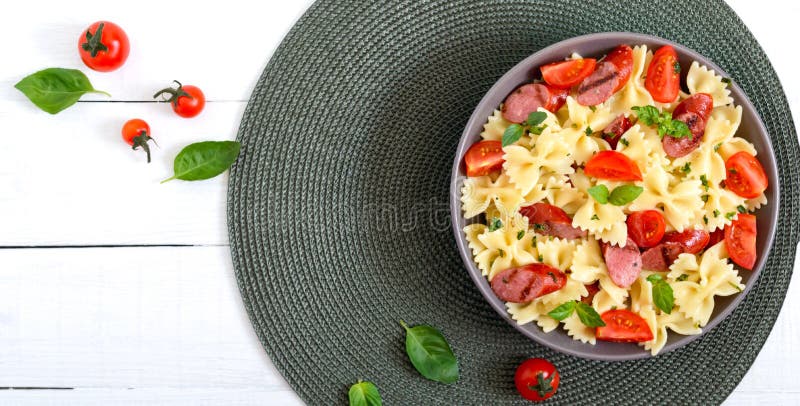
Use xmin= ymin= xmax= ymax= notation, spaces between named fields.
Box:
xmin=153 ymin=80 xmax=193 ymax=107
xmin=81 ymin=23 xmax=109 ymax=58
xmin=131 ymin=131 xmax=154 ymax=163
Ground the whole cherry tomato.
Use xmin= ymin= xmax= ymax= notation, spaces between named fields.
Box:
xmin=514 ymin=358 xmax=560 ymax=402
xmin=153 ymin=80 xmax=206 ymax=118
xmin=121 ymin=119 xmax=154 ymax=163
xmin=78 ymin=21 xmax=130 ymax=72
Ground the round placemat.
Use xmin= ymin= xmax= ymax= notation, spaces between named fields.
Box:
xmin=227 ymin=1 xmax=799 ymax=404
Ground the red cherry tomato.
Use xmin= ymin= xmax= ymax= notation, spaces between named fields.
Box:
xmin=725 ymin=152 xmax=768 ymax=199
xmin=544 ymin=85 xmax=569 ymax=112
xmin=121 ymin=119 xmax=154 ymax=163
xmin=596 ymin=309 xmax=654 ymax=343
xmin=514 ymin=358 xmax=560 ymax=402
xmin=541 ymin=58 xmax=597 ymax=89
xmin=604 ymin=45 xmax=634 ymax=93
xmin=725 ymin=213 xmax=757 ymax=270
xmin=464 ymin=140 xmax=504 ymax=177
xmin=584 ymin=151 xmax=643 ymax=181
xmin=663 ymin=229 xmax=710 ymax=254
xmin=626 ymin=210 xmax=666 ymax=248
xmin=78 ymin=21 xmax=130 ymax=72
xmin=645 ymin=45 xmax=680 ymax=103
xmin=153 ymin=81 xmax=206 ymax=118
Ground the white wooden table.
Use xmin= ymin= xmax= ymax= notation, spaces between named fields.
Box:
xmin=0 ymin=1 xmax=797 ymax=404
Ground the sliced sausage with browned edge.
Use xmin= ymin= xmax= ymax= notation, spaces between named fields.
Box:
xmin=502 ymin=83 xmax=567 ymax=123
xmin=662 ymin=93 xmax=714 ymax=158
xmin=602 ymin=114 xmax=633 ymax=149
xmin=641 ymin=242 xmax=686 ymax=271
xmin=601 ymin=238 xmax=642 ymax=288
xmin=519 ymin=203 xmax=587 ymax=239
xmin=577 ymin=61 xmax=620 ymax=106
xmin=490 ymin=264 xmax=567 ymax=303
xmin=581 ymin=282 xmax=601 ymax=305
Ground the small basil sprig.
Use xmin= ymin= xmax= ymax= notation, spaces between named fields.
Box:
xmin=631 ymin=105 xmax=692 ymax=139
xmin=587 ymin=184 xmax=643 ymax=206
xmin=502 ymin=111 xmax=548 ymax=147
xmin=15 ymin=68 xmax=110 ymax=114
xmin=646 ymin=274 xmax=674 ymax=314
xmin=400 ymin=321 xmax=459 ymax=383
xmin=348 ymin=380 xmax=382 ymax=406
xmin=547 ymin=301 xmax=606 ymax=327
xmin=162 ymin=141 xmax=241 ymax=183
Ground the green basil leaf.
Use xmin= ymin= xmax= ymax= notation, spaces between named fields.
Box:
xmin=14 ymin=68 xmax=110 ymax=114
xmin=400 ymin=321 xmax=459 ymax=384
xmin=348 ymin=380 xmax=382 ymax=406
xmin=608 ymin=185 xmax=643 ymax=206
xmin=631 ymin=105 xmax=660 ymax=125
xmin=587 ymin=185 xmax=609 ymax=204
xmin=162 ymin=141 xmax=241 ymax=183
xmin=525 ymin=111 xmax=548 ymax=127
xmin=547 ymin=301 xmax=576 ymax=321
xmin=575 ymin=302 xmax=606 ymax=327
xmin=502 ymin=124 xmax=525 ymax=147
xmin=488 ymin=218 xmax=503 ymax=232
xmin=647 ymin=274 xmax=674 ymax=314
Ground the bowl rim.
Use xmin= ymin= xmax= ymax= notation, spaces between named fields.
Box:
xmin=449 ymin=31 xmax=780 ymax=361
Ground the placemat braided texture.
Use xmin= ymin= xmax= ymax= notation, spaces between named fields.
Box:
xmin=228 ymin=0 xmax=799 ymax=404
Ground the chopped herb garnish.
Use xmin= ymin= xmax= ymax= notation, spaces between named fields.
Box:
xmin=620 ymin=138 xmax=629 ymax=147
xmin=585 ymin=126 xmax=593 ymax=136
xmin=737 ymin=205 xmax=747 ymax=214
xmin=700 ymin=174 xmax=709 ymax=191
xmin=673 ymin=61 xmax=681 ymax=74
xmin=703 ymin=215 xmax=709 ymax=225
xmin=677 ymin=274 xmax=689 ymax=282
xmin=498 ymin=249 xmax=505 ymax=258
xmin=681 ymin=162 xmax=691 ymax=174
xmin=517 ymin=230 xmax=525 ymax=240
xmin=631 ymin=105 xmax=692 ymax=139
xmin=488 ymin=217 xmax=503 ymax=231
xmin=725 ymin=211 xmax=736 ymax=220
xmin=729 ymin=282 xmax=743 ymax=292
xmin=591 ymin=214 xmax=600 ymax=220
xmin=713 ymin=209 xmax=720 ymax=217
xmin=701 ymin=194 xmax=709 ymax=203
xmin=729 ymin=168 xmax=738 ymax=174
xmin=537 ymin=254 xmax=544 ymax=262
xmin=533 ymin=223 xmax=546 ymax=231
xmin=721 ymin=77 xmax=732 ymax=85
xmin=589 ymin=105 xmax=597 ymax=112
xmin=714 ymin=143 xmax=722 ymax=152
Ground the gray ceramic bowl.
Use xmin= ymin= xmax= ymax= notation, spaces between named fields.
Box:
xmin=450 ymin=32 xmax=779 ymax=361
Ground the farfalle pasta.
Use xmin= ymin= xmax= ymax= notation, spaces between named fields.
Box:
xmin=460 ymin=42 xmax=769 ymax=355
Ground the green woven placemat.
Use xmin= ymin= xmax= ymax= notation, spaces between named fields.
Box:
xmin=227 ymin=1 xmax=799 ymax=404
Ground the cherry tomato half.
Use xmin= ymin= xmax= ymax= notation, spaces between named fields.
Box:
xmin=545 ymin=85 xmax=569 ymax=112
xmin=541 ymin=58 xmax=597 ymax=89
xmin=514 ymin=358 xmax=560 ymax=402
xmin=604 ymin=45 xmax=634 ymax=93
xmin=725 ymin=213 xmax=757 ymax=270
xmin=153 ymin=81 xmax=206 ymax=118
xmin=584 ymin=151 xmax=643 ymax=181
xmin=121 ymin=118 xmax=154 ymax=163
xmin=596 ymin=309 xmax=654 ymax=343
xmin=663 ymin=229 xmax=710 ymax=254
xmin=645 ymin=45 xmax=680 ymax=103
xmin=725 ymin=151 xmax=768 ymax=199
xmin=464 ymin=140 xmax=504 ymax=177
xmin=626 ymin=210 xmax=666 ymax=248
xmin=78 ymin=21 xmax=130 ymax=72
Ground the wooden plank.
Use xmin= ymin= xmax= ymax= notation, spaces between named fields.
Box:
xmin=0 ymin=246 xmax=287 ymax=388
xmin=0 ymin=101 xmax=241 ymax=245
xmin=0 ymin=389 xmax=302 ymax=405
xmin=0 ymin=0 xmax=309 ymax=102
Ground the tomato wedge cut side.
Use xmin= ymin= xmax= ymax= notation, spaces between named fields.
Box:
xmin=725 ymin=151 xmax=768 ymax=199
xmin=464 ymin=140 xmax=504 ymax=177
xmin=596 ymin=309 xmax=654 ymax=343
xmin=725 ymin=213 xmax=757 ymax=270
xmin=541 ymin=58 xmax=597 ymax=89
xmin=584 ymin=151 xmax=643 ymax=181
xmin=645 ymin=45 xmax=680 ymax=103
xmin=626 ymin=210 xmax=666 ymax=248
